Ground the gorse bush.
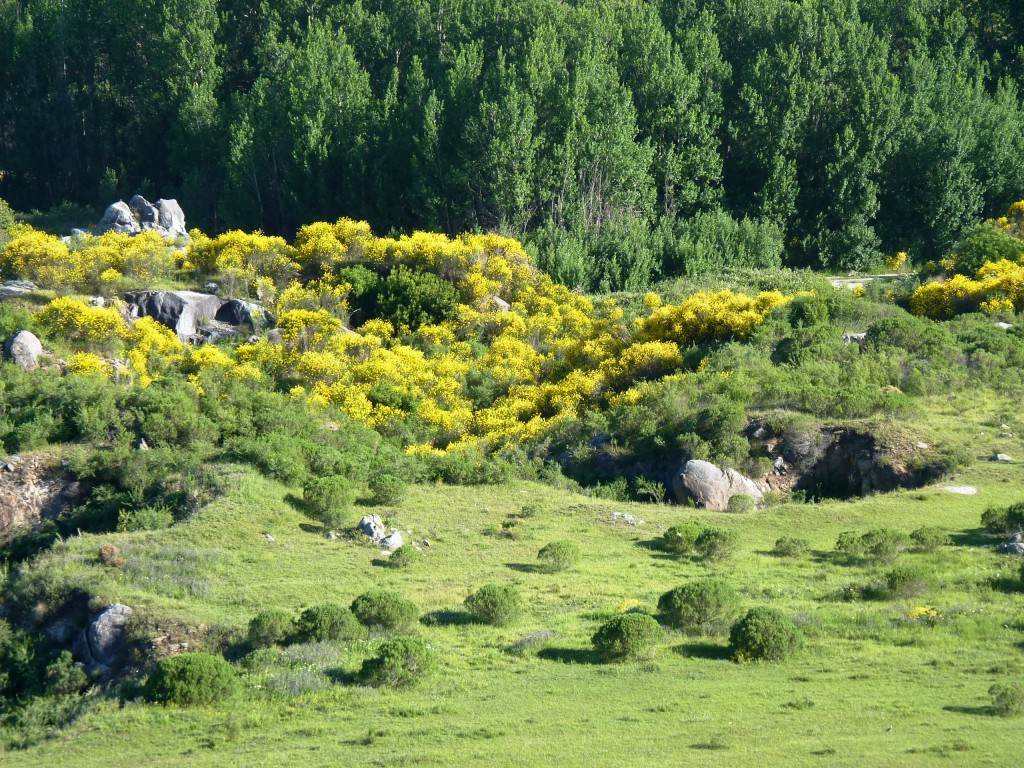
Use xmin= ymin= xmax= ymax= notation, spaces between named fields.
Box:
xmin=368 ymin=473 xmax=408 ymax=505
xmin=465 ymin=584 xmax=522 ymax=627
xmin=591 ymin=613 xmax=662 ymax=660
xmin=729 ymin=608 xmax=800 ymax=662
xmin=537 ymin=540 xmax=581 ymax=573
xmin=248 ymin=609 xmax=295 ymax=649
xmin=658 ymin=522 xmax=704 ymax=555
xmin=383 ymin=544 xmax=418 ymax=569
xmin=694 ymin=527 xmax=739 ymax=561
xmin=989 ymin=682 xmax=1024 ymax=717
xmin=772 ymin=537 xmax=809 ymax=558
xmin=303 ymin=475 xmax=355 ymax=530
xmin=910 ymin=526 xmax=949 ymax=553
xmin=835 ymin=528 xmax=910 ymax=564
xmin=981 ymin=502 xmax=1024 ymax=535
xmin=351 ymin=590 xmax=419 ymax=631
xmin=726 ymin=494 xmax=756 ymax=514
xmin=144 ymin=653 xmax=240 ymax=706
xmin=658 ymin=579 xmax=741 ymax=635
xmin=884 ymin=564 xmax=930 ymax=599
xmin=292 ymin=605 xmax=366 ymax=644
xmin=359 ymin=637 xmax=436 ymax=688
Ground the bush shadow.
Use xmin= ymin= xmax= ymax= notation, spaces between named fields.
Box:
xmin=298 ymin=522 xmax=325 ymax=535
xmin=672 ymin=642 xmax=731 ymax=661
xmin=284 ymin=493 xmax=318 ymax=519
xmin=949 ymin=528 xmax=995 ymax=547
xmin=324 ymin=667 xmax=359 ymax=686
xmin=420 ymin=609 xmax=473 ymax=627
xmin=988 ymin=577 xmax=1023 ymax=594
xmin=536 ymin=647 xmax=602 ymax=665
xmin=942 ymin=704 xmax=995 ymax=717
xmin=506 ymin=563 xmax=544 ymax=574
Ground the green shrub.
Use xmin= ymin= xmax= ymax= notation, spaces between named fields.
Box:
xmin=537 ymin=540 xmax=581 ymax=573
xmin=834 ymin=530 xmax=865 ymax=559
xmin=729 ymin=607 xmax=800 ymax=662
xmin=726 ymin=494 xmax=756 ymax=514
xmin=981 ymin=502 xmax=1024 ymax=535
xmin=989 ymin=682 xmax=1024 ymax=716
xmin=658 ymin=579 xmax=741 ymax=634
xmin=860 ymin=528 xmax=911 ymax=563
xmin=116 ymin=505 xmax=174 ymax=532
xmin=351 ymin=589 xmax=419 ymax=631
xmin=910 ymin=526 xmax=949 ymax=553
xmin=772 ymin=537 xmax=809 ymax=557
xmin=303 ymin=475 xmax=355 ymax=529
xmin=591 ymin=613 xmax=662 ymax=660
xmin=44 ymin=650 xmax=88 ymax=696
xmin=465 ymin=583 xmax=522 ymax=627
xmin=144 ymin=653 xmax=240 ymax=706
xmin=247 ymin=609 xmax=295 ymax=649
xmin=368 ymin=473 xmax=408 ymax=505
xmin=292 ymin=604 xmax=366 ymax=644
xmin=383 ymin=544 xmax=418 ymax=569
xmin=359 ymin=636 xmax=436 ymax=688
xmin=694 ymin=527 xmax=739 ymax=561
xmin=658 ymin=521 xmax=704 ymax=555
xmin=884 ymin=564 xmax=930 ymax=599
xmin=369 ymin=265 xmax=461 ymax=331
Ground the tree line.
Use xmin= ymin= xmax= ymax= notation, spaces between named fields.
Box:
xmin=1 ymin=0 xmax=1023 ymax=286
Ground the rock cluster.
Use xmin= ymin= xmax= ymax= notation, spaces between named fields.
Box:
xmin=672 ymin=459 xmax=765 ymax=511
xmin=94 ymin=196 xmax=189 ymax=241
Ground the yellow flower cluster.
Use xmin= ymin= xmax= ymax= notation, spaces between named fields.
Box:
xmin=38 ymin=297 xmax=128 ymax=343
xmin=634 ymin=290 xmax=790 ymax=347
xmin=910 ymin=259 xmax=1024 ymax=319
xmin=185 ymin=230 xmax=299 ymax=299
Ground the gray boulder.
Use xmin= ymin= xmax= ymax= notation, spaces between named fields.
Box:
xmin=380 ymin=531 xmax=404 ymax=551
xmin=94 ymin=201 xmax=141 ymax=236
xmin=156 ymin=199 xmax=189 ymax=241
xmin=672 ymin=459 xmax=765 ymax=511
xmin=0 ymin=280 xmax=38 ymax=300
xmin=1002 ymin=542 xmax=1024 ymax=555
xmin=215 ymin=299 xmax=264 ymax=328
xmin=83 ymin=603 xmax=133 ymax=667
xmin=129 ymin=194 xmax=161 ymax=229
xmin=124 ymin=290 xmax=225 ymax=340
xmin=3 ymin=330 xmax=43 ymax=371
xmin=358 ymin=514 xmax=386 ymax=541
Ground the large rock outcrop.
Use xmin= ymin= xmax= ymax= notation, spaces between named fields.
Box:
xmin=125 ymin=290 xmax=226 ymax=340
xmin=94 ymin=197 xmax=189 ymax=241
xmin=0 ymin=454 xmax=82 ymax=541
xmin=93 ymin=201 xmax=141 ymax=236
xmin=3 ymin=330 xmax=43 ymax=370
xmin=77 ymin=603 xmax=133 ymax=669
xmin=672 ymin=459 xmax=765 ymax=511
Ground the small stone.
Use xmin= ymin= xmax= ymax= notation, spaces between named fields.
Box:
xmin=1001 ymin=424 xmax=1011 ymax=430
xmin=326 ymin=531 xmax=338 ymax=540
xmin=1001 ymin=432 xmax=1013 ymax=438
xmin=995 ymin=322 xmax=1013 ymax=330
xmin=262 ymin=533 xmax=275 ymax=541
xmin=994 ymin=454 xmax=1013 ymax=462
xmin=915 ymin=442 xmax=930 ymax=449
xmin=421 ymin=540 xmax=431 ymax=548
xmin=380 ymin=531 xmax=404 ymax=551
xmin=136 ymin=437 xmax=149 ymax=450
xmin=940 ymin=486 xmax=977 ymax=495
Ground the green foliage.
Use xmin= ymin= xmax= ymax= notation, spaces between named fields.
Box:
xmin=729 ymin=608 xmax=800 ymax=663
xmin=383 ymin=545 xmax=418 ymax=569
xmin=44 ymin=651 xmax=87 ymax=696
xmin=116 ymin=506 xmax=174 ymax=533
xmin=248 ymin=610 xmax=295 ymax=649
xmin=884 ymin=564 xmax=930 ymax=599
xmin=465 ymin=584 xmax=522 ymax=627
xmin=657 ymin=579 xmax=741 ymax=634
xmin=358 ymin=637 xmax=436 ymax=688
xmin=368 ymin=266 xmax=461 ymax=331
xmin=303 ymin=475 xmax=355 ymax=529
xmin=772 ymin=537 xmax=809 ymax=558
xmin=726 ymin=494 xmax=756 ymax=514
xmin=368 ymin=473 xmax=408 ymax=506
xmin=988 ymin=682 xmax=1024 ymax=717
xmin=350 ymin=589 xmax=419 ymax=631
xmin=658 ymin=521 xmax=704 ymax=555
xmin=910 ymin=527 xmax=949 ymax=553
xmin=952 ymin=224 xmax=1024 ymax=276
xmin=144 ymin=653 xmax=240 ymax=706
xmin=591 ymin=613 xmax=662 ymax=660
xmin=835 ymin=528 xmax=911 ymax=564
xmin=694 ymin=527 xmax=739 ymax=562
xmin=981 ymin=502 xmax=1024 ymax=535
xmin=537 ymin=540 xmax=581 ymax=573
xmin=292 ymin=605 xmax=366 ymax=644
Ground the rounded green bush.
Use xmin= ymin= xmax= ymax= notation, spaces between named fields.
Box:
xmin=465 ymin=583 xmax=522 ymax=627
xmin=884 ymin=564 xmax=930 ymax=599
xmin=910 ymin=526 xmax=949 ymax=553
xmin=729 ymin=607 xmax=800 ymax=662
xmin=303 ymin=475 xmax=356 ymax=529
xmin=591 ymin=613 xmax=662 ymax=660
xmin=657 ymin=578 xmax=740 ymax=634
xmin=359 ymin=636 xmax=437 ymax=688
xmin=989 ymin=682 xmax=1024 ymax=716
xmin=726 ymin=494 xmax=756 ymax=514
xmin=368 ymin=473 xmax=408 ymax=506
xmin=658 ymin=521 xmax=704 ymax=555
xmin=351 ymin=589 xmax=420 ymax=631
xmin=537 ymin=540 xmax=581 ymax=573
xmin=144 ymin=652 xmax=240 ymax=706
xmin=293 ymin=604 xmax=366 ymax=644
xmin=772 ymin=537 xmax=809 ymax=558
xmin=383 ymin=544 xmax=418 ymax=569
xmin=694 ymin=526 xmax=739 ymax=561
xmin=247 ymin=609 xmax=295 ymax=649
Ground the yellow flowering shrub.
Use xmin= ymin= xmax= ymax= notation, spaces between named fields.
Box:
xmin=634 ymin=290 xmax=790 ymax=347
xmin=185 ymin=230 xmax=299 ymax=296
xmin=67 ymin=352 xmax=111 ymax=378
xmin=910 ymin=259 xmax=1024 ymax=319
xmin=38 ymin=297 xmax=128 ymax=344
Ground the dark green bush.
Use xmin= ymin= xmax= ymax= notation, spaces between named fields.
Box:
xmin=989 ymin=682 xmax=1024 ymax=716
xmin=726 ymin=494 xmax=756 ymax=514
xmin=910 ymin=526 xmax=949 ymax=553
xmin=303 ymin=475 xmax=355 ymax=529
xmin=591 ymin=613 xmax=662 ymax=660
xmin=834 ymin=530 xmax=865 ymax=559
xmin=860 ymin=528 xmax=912 ymax=563
xmin=729 ymin=607 xmax=800 ymax=662
xmin=953 ymin=223 xmax=1024 ymax=276
xmin=537 ymin=540 xmax=581 ymax=573
xmin=351 ymin=589 xmax=419 ymax=631
xmin=658 ymin=521 xmax=704 ymax=555
xmin=694 ymin=527 xmax=739 ymax=561
xmin=465 ymin=583 xmax=522 ymax=627
xmin=658 ymin=579 xmax=741 ymax=634
xmin=359 ymin=636 xmax=436 ymax=688
xmin=884 ymin=564 xmax=930 ymax=599
xmin=44 ymin=651 xmax=88 ymax=696
xmin=981 ymin=502 xmax=1024 ymax=535
xmin=383 ymin=544 xmax=418 ymax=569
xmin=772 ymin=537 xmax=809 ymax=557
xmin=292 ymin=604 xmax=366 ymax=644
xmin=368 ymin=473 xmax=408 ymax=506
xmin=247 ymin=609 xmax=295 ymax=649
xmin=144 ymin=653 xmax=240 ymax=706
xmin=370 ymin=265 xmax=461 ymax=331
xmin=116 ymin=506 xmax=174 ymax=532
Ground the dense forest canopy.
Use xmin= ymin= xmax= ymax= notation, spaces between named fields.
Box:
xmin=1 ymin=0 xmax=1023 ymax=285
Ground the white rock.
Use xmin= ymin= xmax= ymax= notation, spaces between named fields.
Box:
xmin=940 ymin=486 xmax=977 ymax=495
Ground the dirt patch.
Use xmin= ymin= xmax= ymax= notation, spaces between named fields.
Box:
xmin=0 ymin=453 xmax=82 ymax=541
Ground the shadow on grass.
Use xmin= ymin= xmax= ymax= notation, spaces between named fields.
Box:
xmin=506 ymin=563 xmax=544 ymax=574
xmin=536 ymin=647 xmax=602 ymax=665
xmin=298 ymin=522 xmax=325 ymax=535
xmin=949 ymin=528 xmax=995 ymax=548
xmin=324 ymin=667 xmax=359 ymax=685
xmin=421 ymin=609 xmax=473 ymax=627
xmin=988 ymin=577 xmax=1023 ymax=594
xmin=689 ymin=740 xmax=731 ymax=751
xmin=672 ymin=642 xmax=731 ymax=661
xmin=942 ymin=704 xmax=995 ymax=717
